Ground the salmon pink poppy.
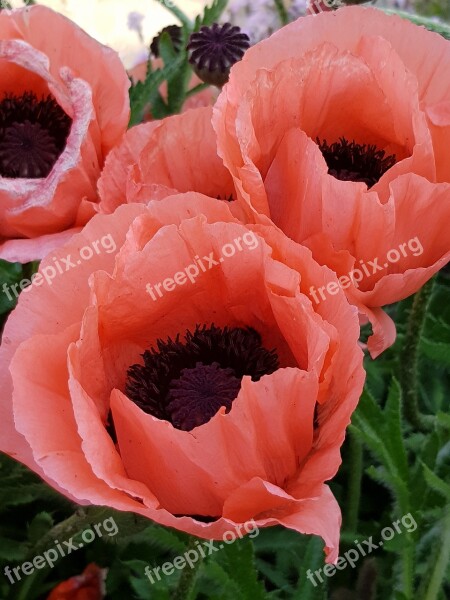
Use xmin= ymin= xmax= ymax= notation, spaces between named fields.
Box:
xmin=0 ymin=194 xmax=364 ymax=562
xmin=213 ymin=6 xmax=450 ymax=356
xmin=0 ymin=5 xmax=130 ymax=263
xmin=97 ymin=107 xmax=236 ymax=214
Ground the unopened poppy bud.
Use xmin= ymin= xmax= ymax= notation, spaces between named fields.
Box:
xmin=187 ymin=23 xmax=250 ymax=87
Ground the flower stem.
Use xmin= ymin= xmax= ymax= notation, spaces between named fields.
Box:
xmin=424 ymin=507 xmax=450 ymax=600
xmin=156 ymin=0 xmax=193 ymax=30
xmin=402 ymin=537 xmax=415 ymax=600
xmin=399 ymin=279 xmax=435 ymax=431
xmin=345 ymin=429 xmax=363 ymax=533
xmin=185 ymin=83 xmax=210 ymax=98
xmin=274 ymin=0 xmax=289 ymax=25
xmin=172 ymin=537 xmax=204 ymax=600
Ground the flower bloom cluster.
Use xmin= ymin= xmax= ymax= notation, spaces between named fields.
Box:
xmin=0 ymin=4 xmax=449 ymax=567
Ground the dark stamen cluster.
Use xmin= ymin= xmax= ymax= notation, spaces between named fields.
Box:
xmin=318 ymin=137 xmax=396 ymax=188
xmin=0 ymin=91 xmax=72 ymax=179
xmin=125 ymin=324 xmax=279 ymax=431
xmin=187 ymin=23 xmax=250 ymax=87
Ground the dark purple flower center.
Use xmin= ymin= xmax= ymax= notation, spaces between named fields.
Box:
xmin=125 ymin=324 xmax=279 ymax=431
xmin=0 ymin=91 xmax=72 ymax=179
xmin=167 ymin=362 xmax=241 ymax=430
xmin=318 ymin=137 xmax=396 ymax=188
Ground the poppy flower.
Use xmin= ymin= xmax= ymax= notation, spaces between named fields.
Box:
xmin=0 ymin=5 xmax=130 ymax=263
xmin=213 ymin=6 xmax=450 ymax=356
xmin=97 ymin=107 xmax=237 ymax=214
xmin=0 ymin=194 xmax=364 ymax=562
xmin=46 ymin=564 xmax=105 ymax=600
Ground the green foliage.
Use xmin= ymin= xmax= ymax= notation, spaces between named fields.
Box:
xmin=351 ymin=381 xmax=410 ymax=516
xmin=128 ymin=0 xmax=229 ymax=124
xmin=194 ymin=0 xmax=229 ymax=30
xmin=216 ymin=537 xmax=267 ymax=599
xmin=293 ymin=537 xmax=329 ymax=600
xmin=0 ymin=260 xmax=40 ymax=334
xmin=128 ymin=54 xmax=185 ymax=125
xmin=0 ymin=260 xmax=22 ymax=317
xmin=415 ymin=0 xmax=450 ymax=22
xmin=345 ymin=273 xmax=450 ymax=599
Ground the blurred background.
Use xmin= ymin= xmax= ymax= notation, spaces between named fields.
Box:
xmin=5 ymin=0 xmax=450 ymax=68
xmin=8 ymin=0 xmax=210 ymax=67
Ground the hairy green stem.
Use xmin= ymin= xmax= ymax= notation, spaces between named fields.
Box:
xmin=402 ymin=538 xmax=415 ymax=600
xmin=345 ymin=429 xmax=363 ymax=534
xmin=185 ymin=82 xmax=210 ymax=98
xmin=399 ymin=279 xmax=435 ymax=431
xmin=172 ymin=537 xmax=204 ymax=600
xmin=424 ymin=507 xmax=450 ymax=600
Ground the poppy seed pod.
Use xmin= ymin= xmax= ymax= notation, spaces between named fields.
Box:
xmin=187 ymin=23 xmax=250 ymax=87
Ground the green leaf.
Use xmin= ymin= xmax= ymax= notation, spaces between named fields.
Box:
xmin=143 ymin=526 xmax=187 ymax=555
xmin=293 ymin=536 xmax=328 ymax=600
xmin=253 ymin=528 xmax=311 ymax=594
xmin=255 ymin=557 xmax=294 ymax=594
xmin=421 ymin=338 xmax=450 ymax=368
xmin=384 ymin=379 xmax=409 ymax=477
xmin=150 ymin=94 xmax=171 ymax=120
xmin=158 ymin=30 xmax=178 ymax=64
xmin=350 ymin=382 xmax=410 ymax=515
xmin=27 ymin=512 xmax=54 ymax=545
xmin=129 ymin=53 xmax=185 ymax=126
xmin=0 ymin=260 xmax=22 ymax=315
xmin=421 ymin=462 xmax=450 ymax=501
xmin=168 ymin=62 xmax=192 ymax=114
xmin=0 ymin=536 xmax=29 ymax=561
xmin=194 ymin=0 xmax=229 ymax=30
xmin=409 ymin=430 xmax=443 ymax=513
xmin=159 ymin=29 xmax=192 ymax=114
xmin=437 ymin=411 xmax=450 ymax=429
xmin=130 ymin=573 xmax=171 ymax=600
xmin=200 ymin=560 xmax=246 ymax=599
xmin=219 ymin=538 xmax=268 ymax=600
